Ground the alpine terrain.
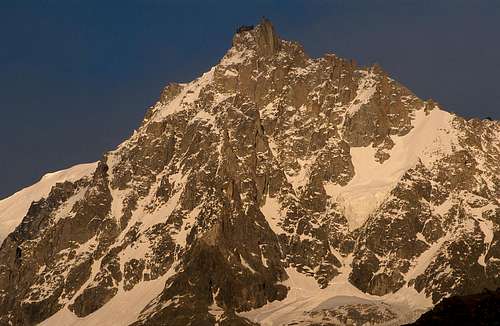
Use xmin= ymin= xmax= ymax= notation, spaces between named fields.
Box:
xmin=1 ymin=19 xmax=499 ymax=326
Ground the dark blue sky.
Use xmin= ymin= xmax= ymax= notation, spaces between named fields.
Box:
xmin=1 ymin=0 xmax=499 ymax=198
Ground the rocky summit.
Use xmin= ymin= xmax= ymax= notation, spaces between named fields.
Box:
xmin=0 ymin=19 xmax=499 ymax=326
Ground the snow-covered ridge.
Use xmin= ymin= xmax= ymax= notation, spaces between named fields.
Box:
xmin=0 ymin=162 xmax=97 ymax=243
xmin=152 ymin=68 xmax=215 ymax=121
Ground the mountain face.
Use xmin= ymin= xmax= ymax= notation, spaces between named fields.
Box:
xmin=1 ymin=19 xmax=499 ymax=326
xmin=0 ymin=163 xmax=97 ymax=243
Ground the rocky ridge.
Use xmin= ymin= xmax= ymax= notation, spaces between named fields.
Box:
xmin=0 ymin=19 xmax=499 ymax=325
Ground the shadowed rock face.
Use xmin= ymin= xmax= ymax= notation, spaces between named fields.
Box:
xmin=0 ymin=18 xmax=499 ymax=325
xmin=407 ymin=288 xmax=500 ymax=326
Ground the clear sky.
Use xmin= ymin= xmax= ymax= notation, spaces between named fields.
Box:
xmin=1 ymin=0 xmax=499 ymax=198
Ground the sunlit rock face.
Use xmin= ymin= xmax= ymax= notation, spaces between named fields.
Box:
xmin=0 ymin=18 xmax=499 ymax=326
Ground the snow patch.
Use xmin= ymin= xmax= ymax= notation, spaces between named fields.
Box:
xmin=405 ymin=233 xmax=450 ymax=282
xmin=477 ymin=218 xmax=494 ymax=267
xmin=240 ymin=255 xmax=257 ymax=274
xmin=286 ymin=158 xmax=313 ymax=194
xmin=260 ymin=196 xmax=283 ymax=234
xmin=219 ymin=44 xmax=254 ymax=67
xmin=208 ymin=301 xmax=225 ymax=323
xmin=346 ymin=70 xmax=377 ymax=117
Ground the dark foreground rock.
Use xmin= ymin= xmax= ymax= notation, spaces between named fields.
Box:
xmin=408 ymin=288 xmax=500 ymax=326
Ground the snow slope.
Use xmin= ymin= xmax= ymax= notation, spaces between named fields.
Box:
xmin=39 ymin=265 xmax=176 ymax=326
xmin=0 ymin=162 xmax=97 ymax=243
xmin=326 ymin=107 xmax=458 ymax=230
xmin=239 ymin=256 xmax=432 ymax=325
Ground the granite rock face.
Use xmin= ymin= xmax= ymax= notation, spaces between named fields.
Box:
xmin=0 ymin=19 xmax=499 ymax=325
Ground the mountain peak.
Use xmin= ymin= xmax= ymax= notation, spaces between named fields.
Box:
xmin=232 ymin=17 xmax=281 ymax=57
xmin=1 ymin=19 xmax=499 ymax=326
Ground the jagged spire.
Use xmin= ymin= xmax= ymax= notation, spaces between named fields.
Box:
xmin=254 ymin=17 xmax=281 ymax=56
xmin=233 ymin=17 xmax=281 ymax=57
